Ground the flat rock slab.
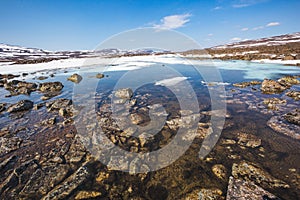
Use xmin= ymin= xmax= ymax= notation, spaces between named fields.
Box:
xmin=226 ymin=176 xmax=279 ymax=200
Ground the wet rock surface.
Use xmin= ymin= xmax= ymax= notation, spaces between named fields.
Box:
xmin=7 ymin=100 xmax=34 ymax=113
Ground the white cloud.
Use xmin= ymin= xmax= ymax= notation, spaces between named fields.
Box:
xmin=213 ymin=6 xmax=222 ymax=10
xmin=232 ymin=0 xmax=269 ymax=8
xmin=253 ymin=26 xmax=264 ymax=30
xmin=153 ymin=14 xmax=191 ymax=30
xmin=208 ymin=33 xmax=213 ymax=36
xmin=266 ymin=22 xmax=280 ymax=27
xmin=241 ymin=27 xmax=249 ymax=31
xmin=233 ymin=4 xmax=250 ymax=8
xmin=231 ymin=37 xmax=242 ymax=41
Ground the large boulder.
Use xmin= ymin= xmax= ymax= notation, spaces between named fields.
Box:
xmin=67 ymin=74 xmax=82 ymax=83
xmin=7 ymin=100 xmax=34 ymax=113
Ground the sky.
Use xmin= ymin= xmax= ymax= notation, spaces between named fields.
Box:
xmin=0 ymin=0 xmax=299 ymax=51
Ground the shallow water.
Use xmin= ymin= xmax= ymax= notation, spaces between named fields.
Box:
xmin=0 ymin=57 xmax=299 ymax=199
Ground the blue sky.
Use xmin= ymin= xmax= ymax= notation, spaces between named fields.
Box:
xmin=0 ymin=0 xmax=299 ymax=51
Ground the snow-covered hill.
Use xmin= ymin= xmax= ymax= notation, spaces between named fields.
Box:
xmin=212 ymin=32 xmax=300 ymax=49
xmin=204 ymin=32 xmax=300 ymax=65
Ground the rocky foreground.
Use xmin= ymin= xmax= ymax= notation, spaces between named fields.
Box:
xmin=0 ymin=71 xmax=300 ymax=199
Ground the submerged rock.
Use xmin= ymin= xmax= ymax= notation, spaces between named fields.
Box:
xmin=197 ymin=188 xmax=224 ymax=200
xmin=233 ymin=81 xmax=261 ymax=88
xmin=96 ymin=73 xmax=105 ymax=79
xmin=283 ymin=109 xmax=300 ymax=126
xmin=286 ymin=91 xmax=300 ymax=101
xmin=232 ymin=161 xmax=289 ymax=189
xmin=46 ymin=98 xmax=72 ymax=111
xmin=0 ymin=103 xmax=6 ymax=112
xmin=67 ymin=73 xmax=82 ymax=83
xmin=7 ymin=100 xmax=33 ymax=113
xmin=114 ymin=88 xmax=133 ymax=99
xmin=212 ymin=164 xmax=227 ymax=180
xmin=39 ymin=82 xmax=64 ymax=92
xmin=0 ymin=137 xmax=22 ymax=156
xmin=4 ymin=81 xmax=37 ymax=96
xmin=263 ymin=97 xmax=286 ymax=110
xmin=261 ymin=79 xmax=286 ymax=94
xmin=226 ymin=176 xmax=279 ymax=200
xmin=267 ymin=116 xmax=300 ymax=140
xmin=74 ymin=191 xmax=102 ymax=199
xmin=237 ymin=132 xmax=261 ymax=148
xmin=278 ymin=75 xmax=300 ymax=87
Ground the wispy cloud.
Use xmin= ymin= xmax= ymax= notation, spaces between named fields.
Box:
xmin=231 ymin=37 xmax=242 ymax=41
xmin=208 ymin=33 xmax=213 ymax=37
xmin=232 ymin=0 xmax=269 ymax=8
xmin=266 ymin=22 xmax=280 ymax=27
xmin=252 ymin=26 xmax=264 ymax=30
xmin=213 ymin=6 xmax=222 ymax=10
xmin=249 ymin=22 xmax=280 ymax=31
xmin=241 ymin=27 xmax=249 ymax=31
xmin=153 ymin=14 xmax=191 ymax=30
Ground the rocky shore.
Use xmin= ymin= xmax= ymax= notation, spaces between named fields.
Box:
xmin=0 ymin=69 xmax=299 ymax=200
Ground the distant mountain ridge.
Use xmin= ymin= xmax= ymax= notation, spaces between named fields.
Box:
xmin=1 ymin=32 xmax=300 ymax=64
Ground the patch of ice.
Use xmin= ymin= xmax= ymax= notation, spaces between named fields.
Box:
xmin=155 ymin=77 xmax=189 ymax=87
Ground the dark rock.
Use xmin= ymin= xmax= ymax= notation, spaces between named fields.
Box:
xmin=20 ymin=164 xmax=70 ymax=197
xmin=33 ymin=103 xmax=45 ymax=110
xmin=67 ymin=73 xmax=82 ymax=83
xmin=283 ymin=109 xmax=300 ymax=126
xmin=40 ymin=91 xmax=61 ymax=101
xmin=39 ymin=82 xmax=64 ymax=92
xmin=0 ymin=74 xmax=20 ymax=79
xmin=37 ymin=76 xmax=48 ymax=80
xmin=0 ymin=137 xmax=22 ymax=156
xmin=7 ymin=100 xmax=34 ymax=113
xmin=0 ymin=103 xmax=6 ymax=112
xmin=41 ymin=165 xmax=89 ymax=200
